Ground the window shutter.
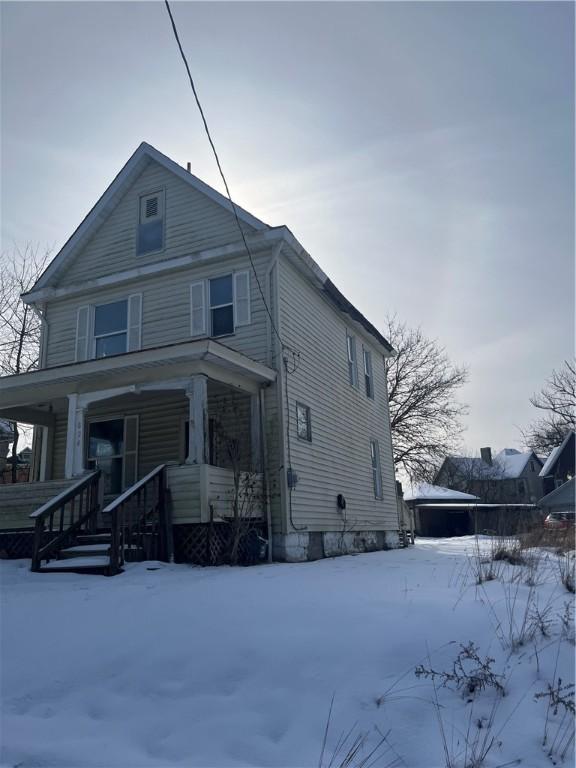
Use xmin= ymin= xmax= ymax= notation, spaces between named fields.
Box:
xmin=127 ymin=294 xmax=142 ymax=352
xmin=75 ymin=305 xmax=90 ymax=361
xmin=122 ymin=416 xmax=139 ymax=489
xmin=190 ymin=281 xmax=206 ymax=336
xmin=233 ymin=271 xmax=251 ymax=327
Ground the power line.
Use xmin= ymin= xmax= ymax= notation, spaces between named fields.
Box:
xmin=163 ymin=0 xmax=285 ymax=350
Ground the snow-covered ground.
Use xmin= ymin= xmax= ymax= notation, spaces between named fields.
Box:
xmin=1 ymin=538 xmax=574 ymax=768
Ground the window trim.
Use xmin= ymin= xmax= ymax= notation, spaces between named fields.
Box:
xmin=296 ymin=402 xmax=312 ymax=442
xmin=136 ymin=188 xmax=166 ymax=256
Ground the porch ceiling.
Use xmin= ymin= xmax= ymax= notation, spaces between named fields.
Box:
xmin=0 ymin=339 xmax=276 ymax=411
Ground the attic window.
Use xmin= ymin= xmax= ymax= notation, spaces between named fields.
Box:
xmin=137 ymin=191 xmax=164 ymax=255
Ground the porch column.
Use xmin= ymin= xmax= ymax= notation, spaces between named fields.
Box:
xmin=185 ymin=375 xmax=209 ymax=465
xmin=65 ymin=394 xmax=87 ymax=478
xmin=250 ymin=392 xmax=262 ymax=472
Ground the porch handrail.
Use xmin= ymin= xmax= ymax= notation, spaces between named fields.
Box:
xmin=29 ymin=471 xmax=100 ymax=520
xmin=102 ymin=465 xmax=167 ymax=514
xmin=105 ymin=464 xmax=172 ymax=575
xmin=30 ymin=470 xmax=102 ymax=572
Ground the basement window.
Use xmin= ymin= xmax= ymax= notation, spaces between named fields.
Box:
xmin=137 ymin=191 xmax=164 ymax=255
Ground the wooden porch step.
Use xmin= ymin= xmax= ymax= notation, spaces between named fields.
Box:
xmin=75 ymin=534 xmax=112 ymax=545
xmin=38 ymin=556 xmax=111 ymax=575
xmin=60 ymin=544 xmax=111 ymax=558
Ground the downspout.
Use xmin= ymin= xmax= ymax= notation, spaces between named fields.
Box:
xmin=259 ymin=386 xmax=273 ymax=563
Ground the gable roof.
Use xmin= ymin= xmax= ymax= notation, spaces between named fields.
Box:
xmin=539 ymin=477 xmax=575 ymax=510
xmin=539 ymin=431 xmax=575 ymax=477
xmin=23 ymin=143 xmax=394 ymax=355
xmin=26 ymin=142 xmax=269 ymax=295
xmin=442 ymin=449 xmax=541 ymax=480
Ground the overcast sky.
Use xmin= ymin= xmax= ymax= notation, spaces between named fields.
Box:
xmin=1 ymin=1 xmax=574 ymax=455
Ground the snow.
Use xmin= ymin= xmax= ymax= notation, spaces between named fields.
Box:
xmin=494 ymin=448 xmax=534 ymax=479
xmin=540 ymin=445 xmax=561 ymax=477
xmin=450 ymin=450 xmax=537 ymax=479
xmin=2 ymin=540 xmax=574 ymax=767
xmin=404 ymin=482 xmax=480 ymax=502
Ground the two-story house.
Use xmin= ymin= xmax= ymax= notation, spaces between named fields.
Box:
xmin=435 ymin=447 xmax=544 ymax=504
xmin=0 ymin=142 xmax=400 ymax=571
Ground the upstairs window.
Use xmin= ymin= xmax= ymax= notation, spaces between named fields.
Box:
xmin=296 ymin=402 xmax=312 ymax=442
xmin=137 ymin=191 xmax=164 ymax=255
xmin=347 ymin=333 xmax=358 ymax=387
xmin=210 ymin=275 xmax=234 ymax=336
xmin=370 ymin=439 xmax=383 ymax=499
xmin=94 ymin=300 xmax=127 ymax=358
xmin=190 ymin=271 xmax=251 ymax=338
xmin=75 ymin=294 xmax=142 ymax=361
xmin=363 ymin=347 xmax=374 ymax=399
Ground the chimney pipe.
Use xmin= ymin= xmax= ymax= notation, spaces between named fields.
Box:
xmin=480 ymin=447 xmax=492 ymax=466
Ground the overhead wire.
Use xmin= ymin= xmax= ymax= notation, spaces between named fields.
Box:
xmin=163 ymin=0 xmax=305 ymax=529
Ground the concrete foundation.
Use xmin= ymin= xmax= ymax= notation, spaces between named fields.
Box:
xmin=272 ymin=530 xmax=401 ymax=562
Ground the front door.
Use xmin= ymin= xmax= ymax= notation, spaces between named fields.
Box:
xmin=87 ymin=418 xmax=125 ymax=495
xmin=86 ymin=416 xmax=138 ymax=495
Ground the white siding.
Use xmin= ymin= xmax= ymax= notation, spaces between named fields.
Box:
xmin=277 ymin=254 xmax=397 ymax=532
xmin=58 ymin=159 xmax=256 ymax=286
xmin=44 ymin=250 xmax=273 ymax=368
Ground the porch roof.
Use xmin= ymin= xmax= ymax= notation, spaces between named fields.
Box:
xmin=0 ymin=339 xmax=276 ymax=416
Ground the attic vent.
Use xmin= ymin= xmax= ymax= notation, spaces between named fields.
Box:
xmin=145 ymin=196 xmax=158 ymax=219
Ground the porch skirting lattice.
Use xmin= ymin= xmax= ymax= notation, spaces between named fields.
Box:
xmin=173 ymin=522 xmax=265 ymax=566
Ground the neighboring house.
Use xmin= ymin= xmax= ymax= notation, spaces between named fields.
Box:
xmin=435 ymin=447 xmax=544 ymax=504
xmin=404 ymin=483 xmax=480 ymax=537
xmin=539 ymin=431 xmax=575 ymax=496
xmin=538 ymin=477 xmax=575 ymax=515
xmin=0 ymin=142 xmax=400 ymax=568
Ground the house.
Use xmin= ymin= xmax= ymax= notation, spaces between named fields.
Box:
xmin=539 ymin=477 xmax=575 ymax=516
xmin=404 ymin=483 xmax=480 ymax=537
xmin=434 ymin=447 xmax=544 ymax=504
xmin=0 ymin=142 xmax=401 ymax=571
xmin=539 ymin=431 xmax=575 ymax=496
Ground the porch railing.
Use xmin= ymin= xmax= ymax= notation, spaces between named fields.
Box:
xmin=30 ymin=470 xmax=102 ymax=571
xmin=103 ymin=464 xmax=173 ymax=575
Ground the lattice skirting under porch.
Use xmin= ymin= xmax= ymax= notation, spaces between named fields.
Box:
xmin=0 ymin=529 xmax=46 ymax=560
xmin=173 ymin=522 xmax=266 ymax=566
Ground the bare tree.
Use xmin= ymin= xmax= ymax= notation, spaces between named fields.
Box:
xmin=385 ymin=316 xmax=468 ymax=482
xmin=523 ymin=361 xmax=575 ymax=454
xmin=0 ymin=245 xmax=51 ymax=481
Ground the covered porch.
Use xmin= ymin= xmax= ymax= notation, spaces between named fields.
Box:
xmin=0 ymin=339 xmax=276 ymax=538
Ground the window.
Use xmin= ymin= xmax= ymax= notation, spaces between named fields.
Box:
xmin=529 ymin=461 xmax=535 ymax=472
xmin=210 ymin=275 xmax=234 ymax=336
xmin=363 ymin=347 xmax=374 ymax=399
xmin=137 ymin=191 xmax=164 ymax=255
xmin=94 ymin=300 xmax=127 ymax=358
xmin=517 ymin=479 xmax=526 ymax=496
xmin=370 ymin=439 xmax=382 ymax=499
xmin=190 ymin=272 xmax=251 ymax=338
xmin=296 ymin=403 xmax=312 ymax=442
xmin=347 ymin=333 xmax=358 ymax=387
